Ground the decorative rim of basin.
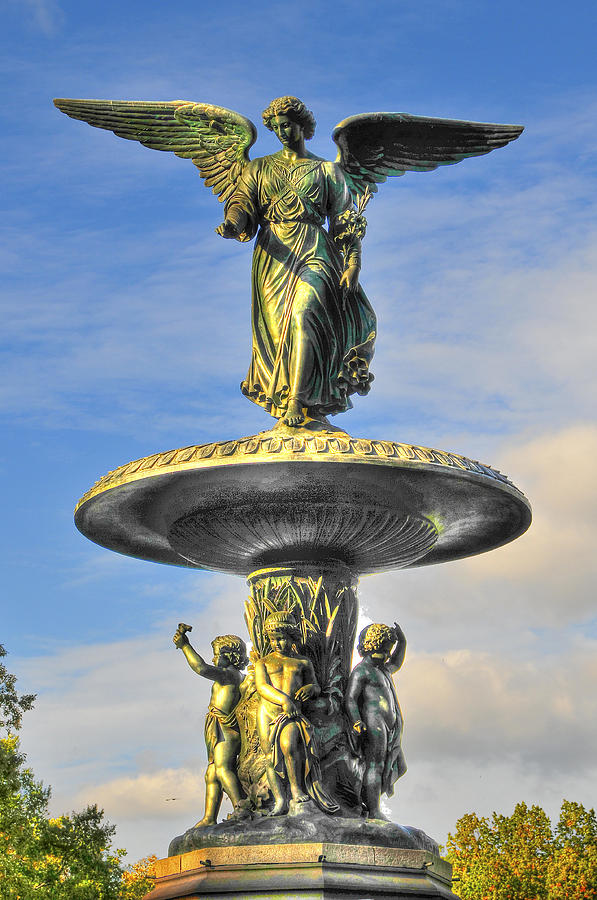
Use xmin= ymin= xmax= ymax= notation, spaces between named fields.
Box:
xmin=75 ymin=428 xmax=524 ymax=512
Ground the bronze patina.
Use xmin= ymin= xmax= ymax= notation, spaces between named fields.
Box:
xmin=346 ymin=623 xmax=407 ymax=820
xmin=54 ymin=95 xmax=522 ymax=428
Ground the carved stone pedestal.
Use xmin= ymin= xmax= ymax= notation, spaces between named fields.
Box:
xmin=147 ymin=843 xmax=457 ymax=900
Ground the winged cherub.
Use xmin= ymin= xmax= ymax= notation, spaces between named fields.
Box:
xmin=54 ymin=95 xmax=522 ymax=428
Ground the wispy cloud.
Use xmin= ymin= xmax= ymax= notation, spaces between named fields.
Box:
xmin=74 ymin=768 xmax=206 ymax=821
xmin=8 ymin=0 xmax=64 ymax=36
xmin=401 ymin=643 xmax=597 ymax=770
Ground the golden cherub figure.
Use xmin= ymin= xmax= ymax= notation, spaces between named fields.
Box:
xmin=173 ymin=624 xmax=249 ymax=826
xmin=254 ymin=611 xmax=338 ymax=815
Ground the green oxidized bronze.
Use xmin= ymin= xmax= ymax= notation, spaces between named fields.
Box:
xmin=54 ymin=95 xmax=522 ymax=428
xmin=346 ymin=623 xmax=407 ymax=820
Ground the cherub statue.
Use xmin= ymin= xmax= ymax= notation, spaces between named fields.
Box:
xmin=345 ymin=622 xmax=407 ymax=820
xmin=173 ymin=624 xmax=249 ymax=826
xmin=54 ymin=95 xmax=522 ymax=427
xmin=254 ymin=611 xmax=339 ymax=815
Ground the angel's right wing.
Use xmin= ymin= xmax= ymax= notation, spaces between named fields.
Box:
xmin=53 ymin=99 xmax=257 ymax=202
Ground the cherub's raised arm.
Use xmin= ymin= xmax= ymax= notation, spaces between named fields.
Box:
xmin=173 ymin=628 xmax=237 ymax=684
xmin=387 ymin=622 xmax=407 ymax=674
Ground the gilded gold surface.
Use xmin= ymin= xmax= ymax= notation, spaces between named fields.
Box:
xmin=75 ymin=429 xmax=520 ymax=512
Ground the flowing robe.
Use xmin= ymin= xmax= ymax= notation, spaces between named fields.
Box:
xmin=379 ymin=668 xmax=407 ymax=797
xmin=204 ymin=703 xmax=240 ymax=763
xmin=269 ymin=711 xmax=340 ymax=814
xmin=226 ymin=152 xmax=376 ymax=419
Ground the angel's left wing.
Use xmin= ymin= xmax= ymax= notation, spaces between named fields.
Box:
xmin=332 ymin=112 xmax=524 ymax=201
xmin=53 ymin=98 xmax=257 ymax=202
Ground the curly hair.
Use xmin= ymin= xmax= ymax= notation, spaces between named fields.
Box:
xmin=262 ymin=96 xmax=316 ymax=140
xmin=357 ymin=623 xmax=393 ymax=656
xmin=263 ymin=611 xmax=298 ymax=634
xmin=211 ymin=634 xmax=248 ymax=669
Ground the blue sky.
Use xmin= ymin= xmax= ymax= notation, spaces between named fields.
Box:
xmin=2 ymin=0 xmax=597 ymax=863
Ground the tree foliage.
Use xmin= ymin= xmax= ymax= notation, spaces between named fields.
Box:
xmin=0 ymin=644 xmax=156 ymax=899
xmin=120 ymin=855 xmax=158 ymax=900
xmin=446 ymin=799 xmax=597 ymax=900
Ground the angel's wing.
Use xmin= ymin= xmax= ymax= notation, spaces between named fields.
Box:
xmin=332 ymin=112 xmax=524 ymax=201
xmin=53 ymin=99 xmax=257 ymax=202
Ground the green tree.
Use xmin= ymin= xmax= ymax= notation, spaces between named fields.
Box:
xmin=546 ymin=801 xmax=597 ymax=900
xmin=446 ymin=800 xmax=597 ymax=900
xmin=0 ymin=645 xmax=155 ymax=899
xmin=119 ymin=855 xmax=158 ymax=900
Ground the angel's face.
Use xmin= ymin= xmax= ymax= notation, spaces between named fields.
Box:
xmin=270 ymin=115 xmax=303 ymax=148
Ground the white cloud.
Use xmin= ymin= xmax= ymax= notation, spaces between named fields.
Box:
xmin=460 ymin=424 xmax=597 ymax=618
xmin=75 ymin=768 xmax=206 ymax=821
xmin=400 ymin=643 xmax=597 ymax=770
xmin=10 ymin=0 xmax=64 ymax=36
xmin=385 ymin=757 xmax=597 ymax=849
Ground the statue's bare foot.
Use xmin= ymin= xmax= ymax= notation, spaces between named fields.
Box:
xmin=282 ymin=399 xmax=305 ymax=427
xmin=194 ymin=817 xmax=217 ymax=827
xmin=269 ymin=798 xmax=288 ymax=816
xmin=228 ymin=800 xmax=252 ymax=821
xmin=289 ymin=795 xmax=313 ymax=816
xmin=367 ymin=811 xmax=390 ymax=822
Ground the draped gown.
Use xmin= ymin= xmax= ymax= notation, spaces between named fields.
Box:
xmin=226 ymin=151 xmax=376 ymax=420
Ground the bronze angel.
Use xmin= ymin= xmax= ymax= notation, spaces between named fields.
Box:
xmin=54 ymin=95 xmax=522 ymax=428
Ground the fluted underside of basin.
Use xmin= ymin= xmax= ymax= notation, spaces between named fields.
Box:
xmin=169 ymin=503 xmax=438 ymax=572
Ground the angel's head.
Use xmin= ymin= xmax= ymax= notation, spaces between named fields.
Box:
xmin=262 ymin=96 xmax=316 ymax=143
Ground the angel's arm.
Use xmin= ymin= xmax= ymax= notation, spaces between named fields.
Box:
xmin=327 ymin=164 xmax=362 ymax=292
xmin=217 ymin=161 xmax=260 ymax=243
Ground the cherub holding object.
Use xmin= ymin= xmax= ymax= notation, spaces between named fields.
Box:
xmin=254 ymin=611 xmax=339 ymax=816
xmin=173 ymin=623 xmax=249 ymax=826
xmin=345 ymin=622 xmax=407 ymax=820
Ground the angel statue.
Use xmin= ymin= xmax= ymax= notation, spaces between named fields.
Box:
xmin=54 ymin=95 xmax=523 ymax=428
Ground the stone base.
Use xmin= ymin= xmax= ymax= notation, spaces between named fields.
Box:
xmin=146 ymin=843 xmax=457 ymax=899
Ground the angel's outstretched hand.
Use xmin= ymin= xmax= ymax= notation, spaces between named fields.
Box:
xmin=216 ymin=220 xmax=239 ymax=239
